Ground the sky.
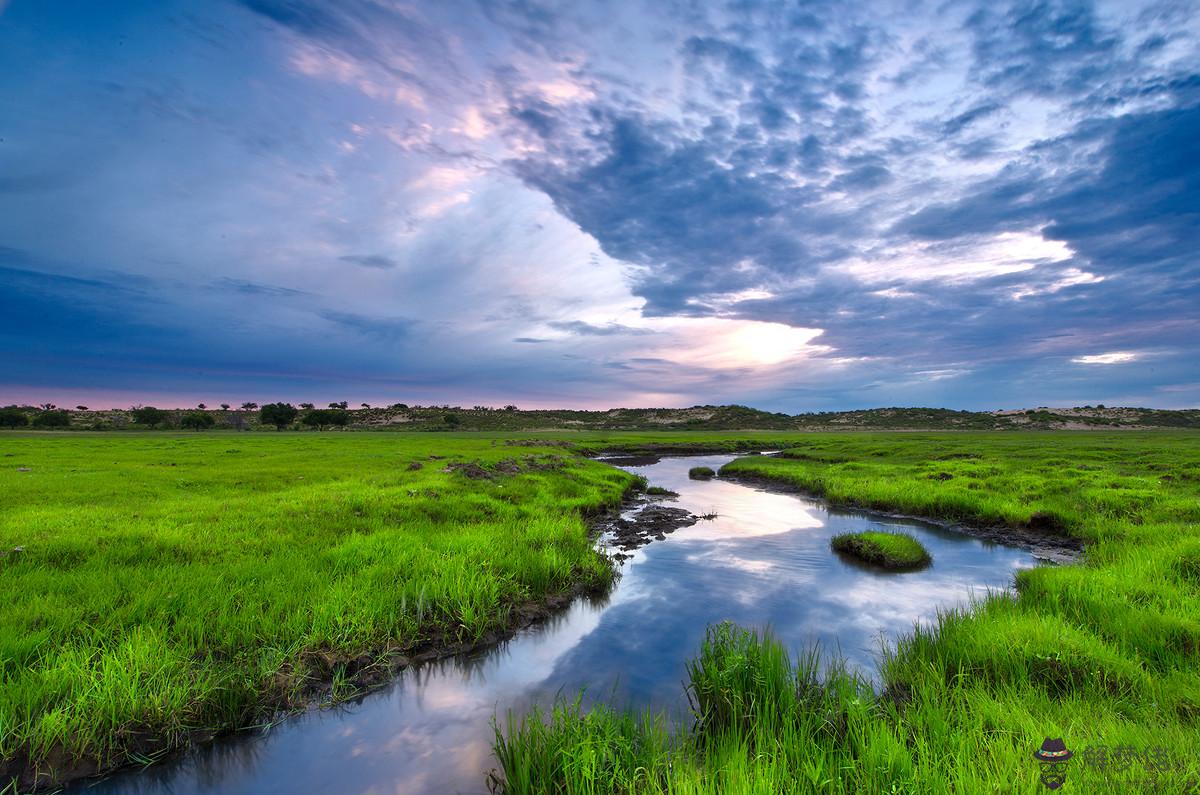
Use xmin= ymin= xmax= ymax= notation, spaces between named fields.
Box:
xmin=1 ymin=0 xmax=1198 ymax=411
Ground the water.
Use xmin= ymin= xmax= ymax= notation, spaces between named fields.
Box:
xmin=77 ymin=454 xmax=1037 ymax=795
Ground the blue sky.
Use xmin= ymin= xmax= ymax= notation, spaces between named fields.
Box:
xmin=1 ymin=0 xmax=1197 ymax=410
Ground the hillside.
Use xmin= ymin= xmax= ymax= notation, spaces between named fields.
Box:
xmin=3 ymin=403 xmax=1198 ymax=432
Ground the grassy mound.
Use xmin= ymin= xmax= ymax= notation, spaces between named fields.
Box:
xmin=688 ymin=466 xmax=716 ymax=479
xmin=831 ymin=530 xmax=931 ymax=569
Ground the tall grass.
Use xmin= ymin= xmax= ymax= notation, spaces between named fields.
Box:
xmin=0 ymin=433 xmax=635 ymax=788
xmin=494 ymin=431 xmax=1200 ymax=793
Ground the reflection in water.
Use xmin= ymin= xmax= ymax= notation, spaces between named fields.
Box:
xmin=78 ymin=454 xmax=1036 ymax=795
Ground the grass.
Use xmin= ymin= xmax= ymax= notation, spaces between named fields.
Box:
xmin=688 ymin=466 xmax=716 ymax=480
xmin=5 ymin=429 xmax=1200 ymax=793
xmin=830 ymin=531 xmax=931 ymax=569
xmin=492 ymin=431 xmax=1200 ymax=793
xmin=0 ymin=432 xmax=637 ymax=790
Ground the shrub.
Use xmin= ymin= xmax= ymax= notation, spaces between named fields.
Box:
xmin=0 ymin=407 xmax=29 ymax=428
xmin=260 ymin=402 xmax=298 ymax=430
xmin=131 ymin=406 xmax=168 ymax=428
xmin=301 ymin=409 xmax=349 ymax=429
xmin=32 ymin=410 xmax=71 ymax=428
xmin=444 ymin=413 xmax=461 ymax=427
xmin=180 ymin=411 xmax=215 ymax=431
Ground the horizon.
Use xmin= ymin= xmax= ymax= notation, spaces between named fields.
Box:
xmin=3 ymin=398 xmax=1190 ymax=415
xmin=2 ymin=1 xmax=1198 ymax=411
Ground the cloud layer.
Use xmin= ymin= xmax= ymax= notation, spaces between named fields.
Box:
xmin=0 ymin=0 xmax=1197 ymax=409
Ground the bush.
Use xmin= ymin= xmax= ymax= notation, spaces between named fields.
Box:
xmin=688 ymin=466 xmax=716 ymax=480
xmin=32 ymin=410 xmax=71 ymax=428
xmin=0 ymin=407 xmax=29 ymax=428
xmin=180 ymin=411 xmax=215 ymax=431
xmin=259 ymin=402 xmax=298 ymax=430
xmin=131 ymin=406 xmax=169 ymax=428
xmin=444 ymin=413 xmax=461 ymax=427
xmin=300 ymin=409 xmax=349 ymax=429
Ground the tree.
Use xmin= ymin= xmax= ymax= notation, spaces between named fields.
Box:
xmin=32 ymin=410 xmax=71 ymax=428
xmin=0 ymin=407 xmax=29 ymax=428
xmin=131 ymin=406 xmax=168 ymax=428
xmin=260 ymin=403 xmax=298 ymax=430
xmin=241 ymin=402 xmax=258 ymax=411
xmin=300 ymin=402 xmax=315 ymax=410
xmin=76 ymin=405 xmax=88 ymax=411
xmin=503 ymin=405 xmax=518 ymax=411
xmin=443 ymin=413 xmax=461 ymax=427
xmin=220 ymin=404 xmax=231 ymax=411
xmin=301 ymin=409 xmax=349 ymax=429
xmin=197 ymin=403 xmax=207 ymax=410
xmin=180 ymin=411 xmax=215 ymax=431
xmin=360 ymin=403 xmax=370 ymax=409
xmin=328 ymin=401 xmax=349 ymax=409
xmin=389 ymin=403 xmax=409 ymax=410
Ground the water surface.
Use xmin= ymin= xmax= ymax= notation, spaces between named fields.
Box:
xmin=77 ymin=454 xmax=1036 ymax=795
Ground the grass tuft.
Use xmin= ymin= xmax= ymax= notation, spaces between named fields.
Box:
xmin=830 ymin=531 xmax=932 ymax=569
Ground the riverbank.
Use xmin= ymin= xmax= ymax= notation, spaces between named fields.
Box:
xmin=0 ymin=434 xmax=641 ymax=792
xmin=493 ymin=431 xmax=1200 ymax=793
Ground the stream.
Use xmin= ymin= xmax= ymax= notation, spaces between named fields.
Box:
xmin=75 ymin=453 xmax=1039 ymax=795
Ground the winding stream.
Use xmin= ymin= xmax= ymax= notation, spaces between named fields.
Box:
xmin=75 ymin=454 xmax=1038 ymax=795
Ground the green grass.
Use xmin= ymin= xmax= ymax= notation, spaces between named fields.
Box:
xmin=6 ymin=429 xmax=1200 ymax=793
xmin=687 ymin=466 xmax=716 ymax=480
xmin=0 ymin=432 xmax=637 ymax=789
xmin=830 ymin=531 xmax=931 ymax=569
xmin=493 ymin=431 xmax=1200 ymax=793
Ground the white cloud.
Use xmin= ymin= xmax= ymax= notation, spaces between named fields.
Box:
xmin=1072 ymin=352 xmax=1139 ymax=365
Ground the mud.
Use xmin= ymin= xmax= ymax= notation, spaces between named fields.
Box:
xmin=593 ymin=502 xmax=701 ymax=552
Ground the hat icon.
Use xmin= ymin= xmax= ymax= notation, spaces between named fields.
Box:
xmin=1034 ymin=738 xmax=1073 ymax=762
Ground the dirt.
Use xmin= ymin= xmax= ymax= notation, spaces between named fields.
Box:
xmin=440 ymin=455 xmax=567 ymax=480
xmin=720 ymin=472 xmax=1084 ymax=565
xmin=593 ymin=502 xmax=701 ymax=551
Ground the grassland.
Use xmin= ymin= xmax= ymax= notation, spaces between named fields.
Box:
xmin=493 ymin=431 xmax=1200 ymax=793
xmin=830 ymin=530 xmax=932 ymax=569
xmin=0 ymin=432 xmax=637 ymax=791
xmin=4 ymin=430 xmax=1200 ymax=793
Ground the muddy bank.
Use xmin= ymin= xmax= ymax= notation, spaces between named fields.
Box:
xmin=718 ymin=471 xmax=1084 ymax=565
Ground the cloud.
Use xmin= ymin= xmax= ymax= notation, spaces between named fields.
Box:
xmin=1072 ymin=352 xmax=1139 ymax=364
xmin=338 ymin=254 xmax=398 ymax=269
xmin=215 ymin=278 xmax=308 ymax=297
xmin=320 ymin=310 xmax=412 ymax=342
xmin=547 ymin=320 xmax=653 ymax=336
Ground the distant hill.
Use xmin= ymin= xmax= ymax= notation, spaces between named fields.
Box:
xmin=4 ymin=403 xmax=1199 ymax=431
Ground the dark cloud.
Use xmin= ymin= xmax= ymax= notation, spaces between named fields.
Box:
xmin=320 ymin=311 xmax=412 ymax=342
xmin=965 ymin=0 xmax=1120 ymax=99
xmin=941 ymin=102 xmax=1003 ymax=136
xmin=898 ymin=99 xmax=1200 ymax=280
xmin=215 ymin=278 xmax=308 ymax=297
xmin=548 ymin=320 xmax=653 ymax=336
xmin=339 ymin=254 xmax=398 ymax=270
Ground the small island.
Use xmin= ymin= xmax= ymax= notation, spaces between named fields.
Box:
xmin=688 ymin=466 xmax=716 ymax=479
xmin=831 ymin=531 xmax=932 ymax=570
